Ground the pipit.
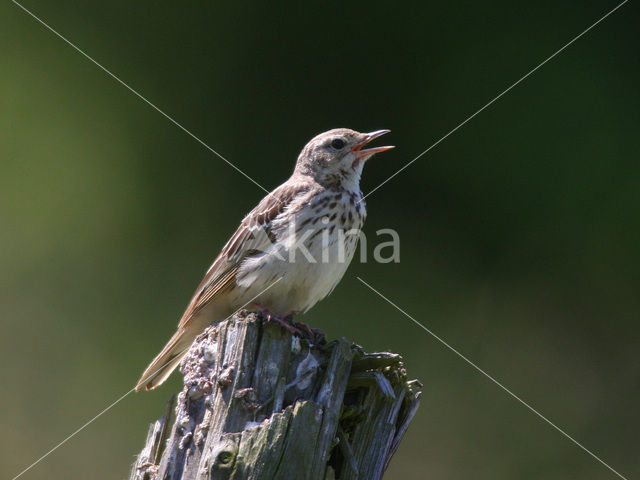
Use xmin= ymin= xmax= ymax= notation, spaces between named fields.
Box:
xmin=136 ymin=128 xmax=393 ymax=391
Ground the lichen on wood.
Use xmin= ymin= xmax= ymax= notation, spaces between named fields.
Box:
xmin=130 ymin=310 xmax=421 ymax=480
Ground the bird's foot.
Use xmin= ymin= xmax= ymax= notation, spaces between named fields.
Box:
xmin=273 ymin=317 xmax=305 ymax=336
xmin=281 ymin=310 xmax=300 ymax=321
xmin=290 ymin=321 xmax=315 ymax=339
xmin=292 ymin=321 xmax=326 ymax=344
xmin=282 ymin=311 xmax=325 ymax=343
xmin=253 ymin=304 xmax=304 ymax=336
xmin=252 ymin=303 xmax=273 ymax=320
xmin=252 ymin=305 xmax=325 ymax=343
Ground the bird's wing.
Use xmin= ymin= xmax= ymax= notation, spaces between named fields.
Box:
xmin=177 ymin=182 xmax=306 ymax=328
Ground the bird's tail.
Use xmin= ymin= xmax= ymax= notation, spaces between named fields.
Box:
xmin=135 ymin=327 xmax=198 ymax=391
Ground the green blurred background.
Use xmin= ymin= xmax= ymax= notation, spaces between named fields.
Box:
xmin=2 ymin=1 xmax=638 ymax=479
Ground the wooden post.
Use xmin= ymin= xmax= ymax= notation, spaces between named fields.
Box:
xmin=130 ymin=311 xmax=421 ymax=480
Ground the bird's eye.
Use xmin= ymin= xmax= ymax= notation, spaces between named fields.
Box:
xmin=331 ymin=138 xmax=345 ymax=149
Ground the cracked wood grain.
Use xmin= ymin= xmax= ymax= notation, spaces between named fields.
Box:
xmin=129 ymin=311 xmax=421 ymax=480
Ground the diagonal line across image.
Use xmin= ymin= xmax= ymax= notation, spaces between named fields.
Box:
xmin=9 ymin=277 xmax=283 ymax=480
xmin=9 ymin=0 xmax=632 ymax=478
xmin=360 ymin=0 xmax=629 ymax=203
xmin=356 ymin=276 xmax=629 ymax=480
xmin=10 ymin=0 xmax=273 ymax=197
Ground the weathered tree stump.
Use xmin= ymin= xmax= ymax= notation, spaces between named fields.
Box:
xmin=130 ymin=310 xmax=421 ymax=480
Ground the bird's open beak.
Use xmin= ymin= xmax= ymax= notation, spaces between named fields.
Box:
xmin=352 ymin=129 xmax=394 ymax=160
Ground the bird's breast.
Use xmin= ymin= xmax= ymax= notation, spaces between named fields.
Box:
xmin=236 ymin=189 xmax=366 ymax=314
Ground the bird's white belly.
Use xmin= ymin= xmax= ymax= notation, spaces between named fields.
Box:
xmin=251 ymin=255 xmax=352 ymax=314
xmin=233 ymin=201 xmax=362 ymax=315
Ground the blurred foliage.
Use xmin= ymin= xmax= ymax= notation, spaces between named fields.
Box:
xmin=1 ymin=1 xmax=638 ymax=479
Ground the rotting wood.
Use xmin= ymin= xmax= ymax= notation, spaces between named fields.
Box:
xmin=129 ymin=310 xmax=421 ymax=480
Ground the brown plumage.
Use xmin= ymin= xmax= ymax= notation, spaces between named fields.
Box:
xmin=136 ymin=128 xmax=393 ymax=391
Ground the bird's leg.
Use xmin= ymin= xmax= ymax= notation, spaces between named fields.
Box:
xmin=272 ymin=316 xmax=304 ymax=336
xmin=253 ymin=304 xmax=305 ymax=336
xmin=252 ymin=302 xmax=283 ymax=324
xmin=283 ymin=311 xmax=317 ymax=340
xmin=252 ymin=305 xmax=325 ymax=342
xmin=252 ymin=302 xmax=271 ymax=318
xmin=282 ymin=311 xmax=326 ymax=344
xmin=292 ymin=321 xmax=315 ymax=339
xmin=295 ymin=323 xmax=326 ymax=344
xmin=281 ymin=310 xmax=300 ymax=321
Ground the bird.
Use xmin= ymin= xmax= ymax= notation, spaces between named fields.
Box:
xmin=136 ymin=128 xmax=394 ymax=391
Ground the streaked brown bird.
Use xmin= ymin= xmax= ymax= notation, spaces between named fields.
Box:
xmin=136 ymin=128 xmax=393 ymax=391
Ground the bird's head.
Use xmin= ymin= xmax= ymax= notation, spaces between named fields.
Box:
xmin=294 ymin=128 xmax=394 ymax=190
